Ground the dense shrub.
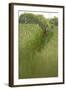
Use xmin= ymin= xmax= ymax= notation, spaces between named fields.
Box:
xmin=19 ymin=13 xmax=50 ymax=33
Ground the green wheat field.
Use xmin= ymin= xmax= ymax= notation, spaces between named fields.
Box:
xmin=19 ymin=13 xmax=58 ymax=79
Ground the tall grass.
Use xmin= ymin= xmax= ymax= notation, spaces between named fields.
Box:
xmin=19 ymin=23 xmax=58 ymax=79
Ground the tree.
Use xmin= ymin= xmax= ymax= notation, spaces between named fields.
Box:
xmin=19 ymin=13 xmax=50 ymax=34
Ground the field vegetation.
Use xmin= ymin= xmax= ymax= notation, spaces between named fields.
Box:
xmin=19 ymin=13 xmax=58 ymax=79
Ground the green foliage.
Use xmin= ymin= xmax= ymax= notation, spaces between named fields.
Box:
xmin=19 ymin=23 xmax=58 ymax=79
xmin=19 ymin=13 xmax=51 ymax=33
xmin=19 ymin=24 xmax=44 ymax=78
xmin=49 ymin=16 xmax=58 ymax=27
xmin=19 ymin=13 xmax=37 ymax=24
xmin=19 ymin=13 xmax=58 ymax=79
xmin=19 ymin=24 xmax=44 ymax=51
